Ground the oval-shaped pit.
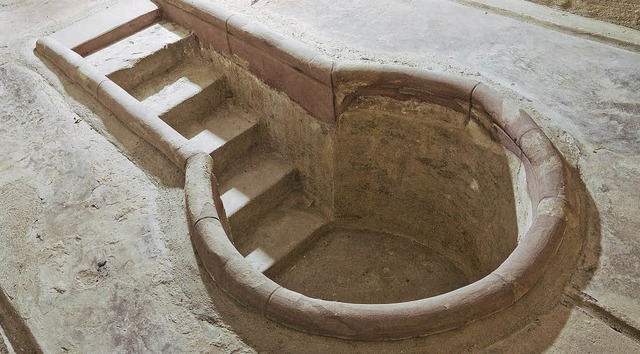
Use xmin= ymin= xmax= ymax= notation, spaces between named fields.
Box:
xmin=270 ymin=91 xmax=526 ymax=304
xmin=185 ymin=65 xmax=569 ymax=340
xmin=33 ymin=3 xmax=572 ymax=343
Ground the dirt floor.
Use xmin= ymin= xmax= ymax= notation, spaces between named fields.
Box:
xmin=528 ymin=0 xmax=640 ymax=30
xmin=1 ymin=0 xmax=640 ymax=353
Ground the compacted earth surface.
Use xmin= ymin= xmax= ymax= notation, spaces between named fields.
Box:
xmin=1 ymin=0 xmax=640 ymax=353
xmin=527 ymin=0 xmax=640 ymax=31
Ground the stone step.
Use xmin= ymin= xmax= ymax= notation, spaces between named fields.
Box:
xmin=85 ymin=21 xmax=198 ymax=92
xmin=85 ymin=21 xmax=190 ymax=76
xmin=236 ymin=195 xmax=328 ymax=275
xmin=218 ymin=154 xmax=298 ymax=236
xmin=175 ymin=104 xmax=263 ymax=178
xmin=129 ymin=59 xmax=230 ymax=125
xmin=51 ymin=0 xmax=160 ymax=56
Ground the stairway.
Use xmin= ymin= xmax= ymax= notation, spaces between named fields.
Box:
xmin=84 ymin=18 xmax=328 ymax=276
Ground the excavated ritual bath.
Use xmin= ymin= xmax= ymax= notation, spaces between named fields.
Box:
xmin=34 ymin=0 xmax=571 ymax=341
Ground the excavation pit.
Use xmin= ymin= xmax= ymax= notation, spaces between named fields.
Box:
xmin=35 ymin=0 xmax=571 ymax=340
xmin=186 ymin=63 xmax=570 ymax=340
xmin=269 ymin=93 xmax=529 ymax=304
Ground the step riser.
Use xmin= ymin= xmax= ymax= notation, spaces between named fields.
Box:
xmin=109 ymin=36 xmax=199 ymax=92
xmin=262 ymin=228 xmax=323 ymax=276
xmin=232 ymin=195 xmax=329 ymax=275
xmin=75 ymin=9 xmax=160 ymax=56
xmin=161 ymin=77 xmax=231 ymax=128
xmin=210 ymin=125 xmax=262 ymax=178
xmin=228 ymin=171 xmax=298 ymax=237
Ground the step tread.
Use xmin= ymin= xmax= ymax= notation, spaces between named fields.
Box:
xmin=85 ymin=21 xmax=191 ymax=76
xmin=51 ymin=0 xmax=159 ymax=54
xmin=238 ymin=197 xmax=328 ymax=274
xmin=131 ymin=59 xmax=223 ymax=117
xmin=179 ymin=103 xmax=260 ymax=155
xmin=219 ymin=155 xmax=295 ymax=218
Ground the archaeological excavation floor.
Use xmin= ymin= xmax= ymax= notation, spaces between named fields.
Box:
xmin=1 ymin=0 xmax=640 ymax=352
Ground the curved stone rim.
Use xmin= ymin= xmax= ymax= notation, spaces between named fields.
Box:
xmin=35 ymin=12 xmax=570 ymax=340
xmin=184 ymin=66 xmax=569 ymax=340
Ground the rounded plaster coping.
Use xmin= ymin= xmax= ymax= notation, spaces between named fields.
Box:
xmin=35 ymin=27 xmax=570 ymax=340
xmin=35 ymin=36 xmax=199 ymax=171
xmin=158 ymin=0 xmax=335 ymax=85
xmin=225 ymin=13 xmax=334 ymax=85
xmin=184 ymin=63 xmax=570 ymax=338
xmin=332 ymin=63 xmax=479 ymax=117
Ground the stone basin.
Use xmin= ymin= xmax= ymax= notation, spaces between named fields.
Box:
xmin=186 ymin=65 xmax=570 ymax=340
xmin=34 ymin=0 xmax=571 ymax=340
xmin=271 ymin=90 xmax=530 ymax=304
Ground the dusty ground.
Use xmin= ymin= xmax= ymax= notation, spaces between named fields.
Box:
xmin=1 ymin=1 xmax=253 ymax=353
xmin=1 ymin=0 xmax=640 ymax=353
xmin=528 ymin=0 xmax=640 ymax=31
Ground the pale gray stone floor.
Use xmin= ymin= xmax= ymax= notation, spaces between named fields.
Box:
xmin=1 ymin=0 xmax=639 ymax=352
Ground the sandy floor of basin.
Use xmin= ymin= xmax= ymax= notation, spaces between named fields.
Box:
xmin=272 ymin=228 xmax=469 ymax=304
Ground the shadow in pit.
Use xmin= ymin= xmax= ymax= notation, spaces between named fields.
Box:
xmin=192 ymin=150 xmax=601 ymax=352
xmin=33 ymin=49 xmax=184 ymax=189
